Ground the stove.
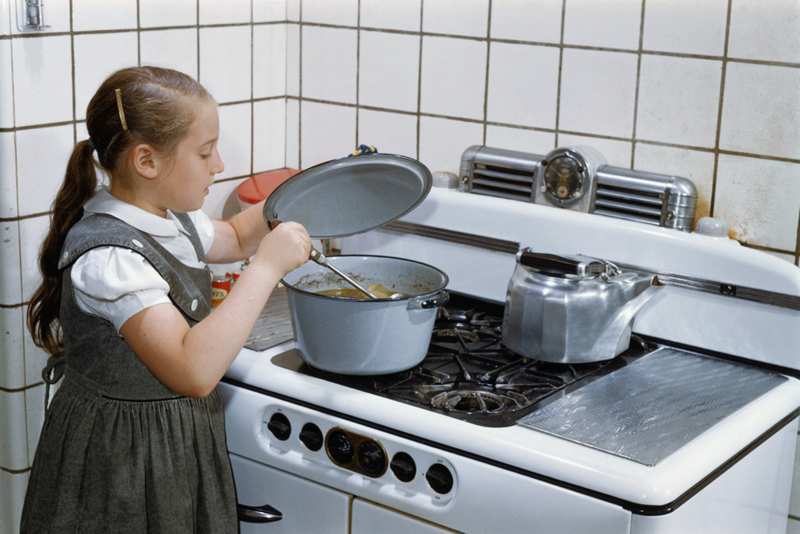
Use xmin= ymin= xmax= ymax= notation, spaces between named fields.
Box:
xmin=219 ymin=146 xmax=800 ymax=533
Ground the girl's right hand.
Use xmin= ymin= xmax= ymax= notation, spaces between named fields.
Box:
xmin=253 ymin=221 xmax=311 ymax=277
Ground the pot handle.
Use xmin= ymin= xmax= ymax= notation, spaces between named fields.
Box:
xmin=407 ymin=291 xmax=449 ymax=310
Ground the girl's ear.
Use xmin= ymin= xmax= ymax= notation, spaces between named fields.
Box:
xmin=131 ymin=144 xmax=158 ymax=179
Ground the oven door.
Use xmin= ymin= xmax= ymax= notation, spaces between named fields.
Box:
xmin=231 ymin=454 xmax=350 ymax=533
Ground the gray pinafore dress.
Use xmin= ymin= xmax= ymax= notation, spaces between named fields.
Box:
xmin=20 ymin=213 xmax=238 ymax=533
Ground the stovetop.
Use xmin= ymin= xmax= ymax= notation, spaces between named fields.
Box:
xmin=273 ymin=293 xmax=654 ymax=427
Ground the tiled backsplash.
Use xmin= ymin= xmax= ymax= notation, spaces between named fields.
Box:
xmin=1 ymin=0 xmax=799 ymax=532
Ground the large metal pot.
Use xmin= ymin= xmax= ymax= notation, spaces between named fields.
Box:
xmin=282 ymin=255 xmax=449 ymax=375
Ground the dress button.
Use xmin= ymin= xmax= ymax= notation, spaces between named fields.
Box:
xmin=191 ymin=299 xmax=198 ymax=311
xmin=132 ymin=239 xmax=144 ymax=248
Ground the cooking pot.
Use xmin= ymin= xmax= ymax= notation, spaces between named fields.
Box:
xmin=282 ymin=255 xmax=449 ymax=375
xmin=502 ymin=250 xmax=662 ymax=364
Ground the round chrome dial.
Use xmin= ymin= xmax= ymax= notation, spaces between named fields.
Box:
xmin=541 ymin=152 xmax=589 ymax=208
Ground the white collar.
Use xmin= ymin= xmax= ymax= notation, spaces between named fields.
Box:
xmin=82 ymin=187 xmax=190 ymax=238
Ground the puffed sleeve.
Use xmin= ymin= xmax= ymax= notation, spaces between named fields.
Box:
xmin=71 ymin=246 xmax=172 ymax=334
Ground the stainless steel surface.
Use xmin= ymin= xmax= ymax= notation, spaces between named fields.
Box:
xmin=244 ymin=286 xmax=293 ymax=351
xmin=502 ymin=251 xmax=661 ymax=363
xmin=382 ymin=220 xmax=520 ymax=254
xmin=263 ymin=154 xmax=432 ymax=239
xmin=459 ymin=145 xmax=698 ymax=231
xmin=309 ymin=247 xmax=378 ymax=299
xmin=518 ymin=347 xmax=787 ymax=466
xmin=282 ymin=255 xmax=449 ymax=375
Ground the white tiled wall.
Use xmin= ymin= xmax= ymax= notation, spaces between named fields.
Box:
xmin=1 ymin=0 xmax=799 ymax=532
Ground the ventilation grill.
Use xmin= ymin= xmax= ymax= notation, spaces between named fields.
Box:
xmin=593 ymin=181 xmax=665 ymax=227
xmin=470 ymin=163 xmax=534 ymax=202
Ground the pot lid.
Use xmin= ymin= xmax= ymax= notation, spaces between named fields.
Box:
xmin=263 ymin=154 xmax=432 ymax=239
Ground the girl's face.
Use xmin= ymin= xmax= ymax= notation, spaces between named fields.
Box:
xmin=154 ymin=100 xmax=224 ymax=214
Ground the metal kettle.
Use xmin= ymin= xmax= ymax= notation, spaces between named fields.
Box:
xmin=502 ymin=250 xmax=662 ymax=364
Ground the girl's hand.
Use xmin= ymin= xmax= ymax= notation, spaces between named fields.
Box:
xmin=252 ymin=221 xmax=311 ymax=277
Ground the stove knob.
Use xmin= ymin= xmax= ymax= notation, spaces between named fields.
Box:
xmin=266 ymin=413 xmax=291 ymax=441
xmin=425 ymin=463 xmax=454 ymax=494
xmin=327 ymin=430 xmax=354 ymax=465
xmin=299 ymin=423 xmax=323 ymax=451
xmin=357 ymin=441 xmax=387 ymax=475
xmin=390 ymin=452 xmax=416 ymax=482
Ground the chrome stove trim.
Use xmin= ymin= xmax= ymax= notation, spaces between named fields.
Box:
xmin=382 ymin=220 xmax=520 ymax=254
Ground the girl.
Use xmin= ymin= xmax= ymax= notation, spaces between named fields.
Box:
xmin=23 ymin=66 xmax=311 ymax=533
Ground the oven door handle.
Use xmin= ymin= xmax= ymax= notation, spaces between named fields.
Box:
xmin=237 ymin=503 xmax=283 ymax=523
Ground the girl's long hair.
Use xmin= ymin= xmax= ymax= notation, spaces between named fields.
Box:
xmin=28 ymin=66 xmax=213 ymax=354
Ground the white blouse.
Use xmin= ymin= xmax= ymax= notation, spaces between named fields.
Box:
xmin=71 ymin=187 xmax=215 ymax=333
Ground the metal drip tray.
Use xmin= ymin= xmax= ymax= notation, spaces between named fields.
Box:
xmin=517 ymin=347 xmax=786 ymax=466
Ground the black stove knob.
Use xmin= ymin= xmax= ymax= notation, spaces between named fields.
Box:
xmin=266 ymin=413 xmax=291 ymax=441
xmin=327 ymin=430 xmax=354 ymax=465
xmin=357 ymin=441 xmax=387 ymax=475
xmin=299 ymin=423 xmax=323 ymax=451
xmin=390 ymin=452 xmax=416 ymax=482
xmin=425 ymin=463 xmax=454 ymax=494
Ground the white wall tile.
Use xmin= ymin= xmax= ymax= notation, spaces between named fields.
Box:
xmin=12 ymin=35 xmax=73 ymax=127
xmin=485 ymin=126 xmax=556 ymax=155
xmin=720 ymin=63 xmax=800 ymax=160
xmin=286 ymin=23 xmax=300 ymax=97
xmin=643 ymin=0 xmax=728 ymax=56
xmin=254 ymin=24 xmax=287 ymax=99
xmin=0 ymin=131 xmax=16 ymax=218
xmin=559 ymin=49 xmax=638 ymax=139
xmin=487 ymin=43 xmax=559 ymax=129
xmin=0 ymin=389 xmax=28 ymax=469
xmin=634 ymin=144 xmax=716 ymax=220
xmin=557 ymin=133 xmax=632 ymax=169
xmin=140 ymin=29 xmax=198 ymax=78
xmin=423 ymin=0 xmax=489 ymax=38
xmin=140 ymin=0 xmax=197 ymax=28
xmin=253 ymin=98 xmax=287 ymax=172
xmin=0 ymin=220 xmax=21 ymax=305
xmin=0 ymin=306 xmax=25 ymax=389
xmin=199 ymin=0 xmax=250 ymax=25
xmin=715 ymin=155 xmax=800 ymax=251
xmin=357 ymin=109 xmax=418 ymax=159
xmin=286 ymin=98 xmax=299 ymax=168
xmin=217 ymin=103 xmax=252 ymax=180
xmin=636 ymin=55 xmax=722 ymax=149
xmin=301 ymin=0 xmax=358 ymax=26
xmin=0 ymin=0 xmax=11 ymax=35
xmin=563 ymin=0 xmax=642 ymax=51
xmin=728 ymin=0 xmax=800 ymax=63
xmin=9 ymin=0 xmax=70 ymax=36
xmin=204 ymin=177 xmax=246 ymax=220
xmin=254 ymin=0 xmax=287 ymax=23
xmin=23 ymin=305 xmax=49 ymax=389
xmin=73 ymin=32 xmax=139 ymax=121
xmin=420 ymin=36 xmax=486 ymax=121
xmin=361 ymin=0 xmax=421 ymax=32
xmin=19 ymin=214 xmax=49 ymax=301
xmin=490 ymin=0 xmax=562 ymax=43
xmin=299 ymin=101 xmax=356 ymax=168
xmin=0 ymin=469 xmax=27 ymax=534
xmin=419 ymin=116 xmax=483 ymax=176
xmin=287 ymin=0 xmax=300 ymax=22
xmin=16 ymin=124 xmax=73 ymax=217
xmin=0 ymin=39 xmax=13 ymax=127
xmin=301 ymin=26 xmax=358 ymax=104
xmin=199 ymin=26 xmax=252 ymax=104
xmin=72 ymin=0 xmax=136 ymax=31
xmin=359 ymin=31 xmax=419 ymax=113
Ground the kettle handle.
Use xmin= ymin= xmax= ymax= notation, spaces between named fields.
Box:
xmin=518 ymin=251 xmax=606 ymax=277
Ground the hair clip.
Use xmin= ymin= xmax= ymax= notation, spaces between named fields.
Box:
xmin=115 ymin=88 xmax=128 ymax=131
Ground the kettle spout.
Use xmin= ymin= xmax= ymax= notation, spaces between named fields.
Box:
xmin=591 ymin=276 xmax=662 ymax=359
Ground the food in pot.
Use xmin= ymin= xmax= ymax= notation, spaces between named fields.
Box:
xmin=316 ymin=283 xmax=408 ymax=299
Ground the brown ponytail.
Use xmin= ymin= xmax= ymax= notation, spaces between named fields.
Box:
xmin=27 ymin=66 xmax=214 ymax=354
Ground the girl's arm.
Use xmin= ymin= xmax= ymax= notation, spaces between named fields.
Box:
xmin=205 ymin=200 xmax=270 ymax=264
xmin=119 ymin=221 xmax=310 ymax=398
